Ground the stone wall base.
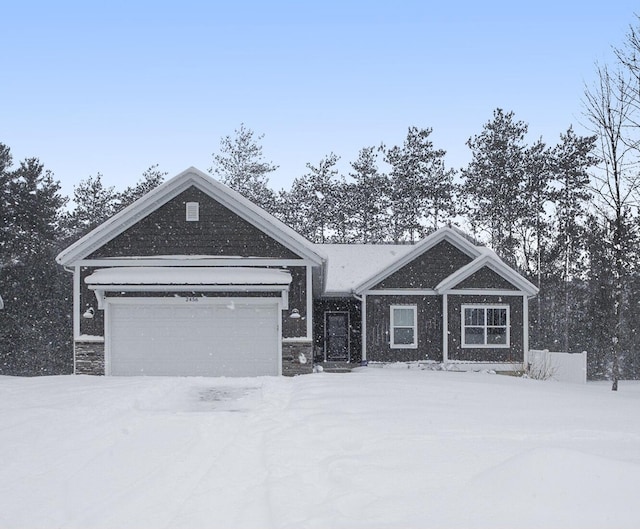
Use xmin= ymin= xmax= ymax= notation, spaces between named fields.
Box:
xmin=282 ymin=342 xmax=314 ymax=376
xmin=74 ymin=340 xmax=314 ymax=377
xmin=75 ymin=341 xmax=105 ymax=375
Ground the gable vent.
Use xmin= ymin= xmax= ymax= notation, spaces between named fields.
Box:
xmin=186 ymin=202 xmax=199 ymax=221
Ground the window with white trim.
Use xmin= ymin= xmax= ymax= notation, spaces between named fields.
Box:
xmin=390 ymin=305 xmax=417 ymax=348
xmin=462 ymin=305 xmax=509 ymax=348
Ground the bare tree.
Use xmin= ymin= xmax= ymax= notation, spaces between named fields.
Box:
xmin=583 ymin=64 xmax=640 ymax=391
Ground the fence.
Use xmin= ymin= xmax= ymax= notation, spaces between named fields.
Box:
xmin=528 ymin=349 xmax=587 ymax=384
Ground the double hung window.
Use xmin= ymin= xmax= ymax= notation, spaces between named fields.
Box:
xmin=390 ymin=305 xmax=417 ymax=348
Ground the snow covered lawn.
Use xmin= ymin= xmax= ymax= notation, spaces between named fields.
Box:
xmin=1 ymin=369 xmax=639 ymax=529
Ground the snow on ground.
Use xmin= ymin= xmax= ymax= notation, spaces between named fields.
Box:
xmin=1 ymin=369 xmax=639 ymax=529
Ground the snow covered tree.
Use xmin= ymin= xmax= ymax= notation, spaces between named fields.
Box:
xmin=347 ymin=146 xmax=390 ymax=243
xmin=67 ymin=173 xmax=118 ymax=236
xmin=285 ymin=153 xmax=342 ymax=243
xmin=549 ymin=128 xmax=597 ymax=353
xmin=209 ymin=124 xmax=278 ymax=212
xmin=386 ymin=127 xmax=456 ymax=242
xmin=461 ymin=109 xmax=529 ymax=265
xmin=0 ymin=151 xmax=71 ymax=375
xmin=118 ymin=164 xmax=167 ymax=209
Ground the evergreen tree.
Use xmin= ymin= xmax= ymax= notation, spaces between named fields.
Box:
xmin=67 ymin=173 xmax=118 ymax=237
xmin=550 ymin=128 xmax=597 ymax=353
xmin=286 ymin=153 xmax=342 ymax=243
xmin=386 ymin=127 xmax=455 ymax=242
xmin=348 ymin=146 xmax=390 ymax=243
xmin=119 ymin=164 xmax=167 ymax=209
xmin=461 ymin=109 xmax=528 ymax=265
xmin=0 ymin=151 xmax=71 ymax=375
xmin=209 ymin=123 xmax=278 ymax=212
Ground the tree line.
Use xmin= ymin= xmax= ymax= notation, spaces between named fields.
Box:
xmin=2 ymin=18 xmax=640 ymax=387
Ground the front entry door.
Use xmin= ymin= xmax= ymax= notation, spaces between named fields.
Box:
xmin=325 ymin=312 xmax=350 ymax=361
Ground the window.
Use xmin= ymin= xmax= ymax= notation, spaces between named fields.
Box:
xmin=462 ymin=305 xmax=509 ymax=348
xmin=186 ymin=202 xmax=199 ymax=221
xmin=390 ymin=305 xmax=417 ymax=349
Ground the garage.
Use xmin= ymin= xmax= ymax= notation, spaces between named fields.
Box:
xmin=107 ymin=298 xmax=281 ymax=376
xmin=83 ymin=267 xmax=292 ymax=377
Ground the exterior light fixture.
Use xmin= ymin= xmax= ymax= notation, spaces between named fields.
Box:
xmin=83 ymin=307 xmax=95 ymax=319
xmin=289 ymin=308 xmax=301 ymax=319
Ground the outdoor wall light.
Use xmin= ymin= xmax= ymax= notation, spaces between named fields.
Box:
xmin=83 ymin=307 xmax=95 ymax=319
xmin=289 ymin=308 xmax=301 ymax=319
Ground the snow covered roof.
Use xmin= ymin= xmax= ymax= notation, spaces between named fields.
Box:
xmin=57 ymin=167 xmax=324 ymax=266
xmin=317 ymin=228 xmax=538 ymax=297
xmin=85 ymin=267 xmax=292 ymax=286
xmin=352 ymin=227 xmax=482 ymax=294
xmin=318 ymin=244 xmax=414 ymax=294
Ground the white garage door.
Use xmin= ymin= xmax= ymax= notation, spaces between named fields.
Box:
xmin=108 ymin=299 xmax=280 ymax=376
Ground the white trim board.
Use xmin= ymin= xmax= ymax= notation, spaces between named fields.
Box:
xmin=78 ymin=258 xmax=310 ymax=267
xmin=436 ymin=252 xmax=538 ymax=297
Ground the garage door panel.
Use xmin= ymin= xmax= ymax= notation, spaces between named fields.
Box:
xmin=109 ymin=301 xmax=279 ymax=377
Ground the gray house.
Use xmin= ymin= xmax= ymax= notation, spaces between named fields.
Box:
xmin=57 ymin=167 xmax=538 ymax=377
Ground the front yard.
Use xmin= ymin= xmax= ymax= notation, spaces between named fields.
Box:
xmin=0 ymin=368 xmax=638 ymax=528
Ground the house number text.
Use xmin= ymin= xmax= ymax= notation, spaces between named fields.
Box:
xmin=185 ymin=297 xmax=199 ymax=302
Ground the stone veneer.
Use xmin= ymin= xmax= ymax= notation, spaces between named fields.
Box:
xmin=74 ymin=340 xmax=313 ymax=377
xmin=75 ymin=341 xmax=105 ymax=375
xmin=281 ymin=342 xmax=314 ymax=376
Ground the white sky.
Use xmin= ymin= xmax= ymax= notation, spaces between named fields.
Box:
xmin=2 ymin=1 xmax=638 ymax=200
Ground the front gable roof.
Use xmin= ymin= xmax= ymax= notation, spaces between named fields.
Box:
xmin=57 ymin=167 xmax=325 ymax=266
xmin=353 ymin=227 xmax=481 ymax=294
xmin=435 ymin=249 xmax=539 ymax=297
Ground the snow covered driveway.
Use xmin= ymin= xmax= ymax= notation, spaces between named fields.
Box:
xmin=1 ymin=369 xmax=639 ymax=529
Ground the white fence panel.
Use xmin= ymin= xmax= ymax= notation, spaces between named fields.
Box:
xmin=529 ymin=349 xmax=587 ymax=384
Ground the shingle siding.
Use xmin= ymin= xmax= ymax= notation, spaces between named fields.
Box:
xmin=88 ymin=186 xmax=300 ymax=259
xmin=447 ymin=294 xmax=524 ymax=363
xmin=456 ymin=266 xmax=520 ymax=290
xmin=372 ymin=241 xmax=473 ymax=289
xmin=366 ymin=295 xmax=443 ymax=363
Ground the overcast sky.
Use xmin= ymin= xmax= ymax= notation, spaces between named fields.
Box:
xmin=2 ymin=1 xmax=638 ymax=201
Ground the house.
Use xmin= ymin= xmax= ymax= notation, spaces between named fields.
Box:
xmin=56 ymin=167 xmax=538 ymax=377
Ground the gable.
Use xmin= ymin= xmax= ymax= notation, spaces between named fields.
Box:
xmin=88 ymin=186 xmax=300 ymax=259
xmin=455 ymin=265 xmax=520 ymax=290
xmin=371 ymin=240 xmax=473 ymax=290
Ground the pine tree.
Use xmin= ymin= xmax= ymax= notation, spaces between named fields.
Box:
xmin=209 ymin=124 xmax=278 ymax=212
xmin=286 ymin=154 xmax=342 ymax=243
xmin=119 ymin=164 xmax=167 ymax=209
xmin=550 ymin=128 xmax=597 ymax=353
xmin=386 ymin=127 xmax=456 ymax=242
xmin=67 ymin=173 xmax=118 ymax=237
xmin=0 ymin=152 xmax=71 ymax=375
xmin=462 ymin=109 xmax=528 ymax=265
xmin=348 ymin=146 xmax=390 ymax=243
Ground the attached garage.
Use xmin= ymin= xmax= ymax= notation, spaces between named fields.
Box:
xmin=107 ymin=299 xmax=281 ymax=376
xmin=85 ymin=267 xmax=291 ymax=377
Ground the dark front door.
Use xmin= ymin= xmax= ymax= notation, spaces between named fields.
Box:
xmin=325 ymin=312 xmax=350 ymax=361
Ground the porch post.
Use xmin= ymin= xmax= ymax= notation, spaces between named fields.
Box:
xmin=522 ymin=293 xmax=529 ymax=369
xmin=442 ymin=293 xmax=448 ymax=364
xmin=361 ymin=294 xmax=367 ymax=363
